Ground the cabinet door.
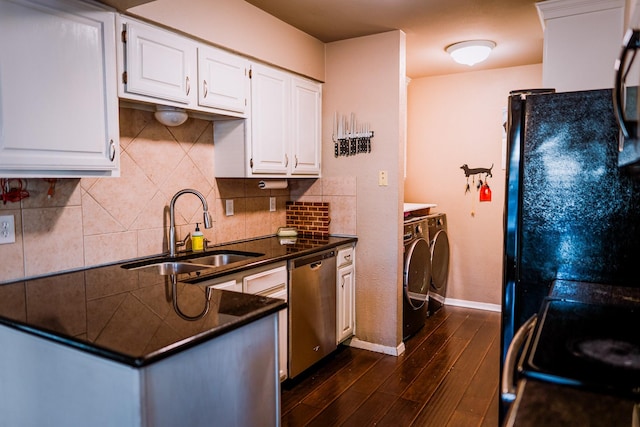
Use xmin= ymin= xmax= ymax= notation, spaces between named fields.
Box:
xmin=269 ymin=287 xmax=288 ymax=381
xmin=250 ymin=63 xmax=289 ymax=174
xmin=198 ymin=45 xmax=248 ymax=113
xmin=337 ymin=264 xmax=355 ymax=343
xmin=291 ymin=77 xmax=321 ymax=175
xmin=208 ymin=279 xmax=241 ymax=293
xmin=123 ymin=18 xmax=195 ymax=104
xmin=0 ymin=0 xmax=119 ymax=177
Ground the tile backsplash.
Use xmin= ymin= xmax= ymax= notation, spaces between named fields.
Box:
xmin=0 ymin=107 xmax=357 ymax=283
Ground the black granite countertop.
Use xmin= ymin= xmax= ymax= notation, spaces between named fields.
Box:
xmin=0 ymin=235 xmax=357 ymax=368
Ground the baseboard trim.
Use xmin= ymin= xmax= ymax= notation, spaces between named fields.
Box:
xmin=347 ymin=337 xmax=406 ymax=356
xmin=444 ymin=298 xmax=501 ymax=312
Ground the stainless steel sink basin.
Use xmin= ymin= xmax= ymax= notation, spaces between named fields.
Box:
xmin=121 ymin=250 xmax=264 ymax=275
xmin=128 ymin=261 xmax=211 ymax=275
xmin=187 ymin=252 xmax=262 ymax=267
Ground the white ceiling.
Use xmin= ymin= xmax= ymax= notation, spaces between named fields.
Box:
xmin=243 ymin=0 xmax=544 ymax=79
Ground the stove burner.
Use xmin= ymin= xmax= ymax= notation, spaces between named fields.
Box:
xmin=572 ymin=338 xmax=640 ymax=371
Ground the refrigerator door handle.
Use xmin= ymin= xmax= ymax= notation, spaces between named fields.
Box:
xmin=501 ymin=314 xmax=537 ymax=403
xmin=614 ymin=28 xmax=640 ymax=142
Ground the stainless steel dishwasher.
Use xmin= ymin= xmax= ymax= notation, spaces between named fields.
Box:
xmin=288 ymin=248 xmax=337 ymax=378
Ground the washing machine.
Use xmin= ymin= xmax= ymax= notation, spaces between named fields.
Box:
xmin=427 ymin=213 xmax=450 ymax=315
xmin=402 ymin=216 xmax=431 ymax=340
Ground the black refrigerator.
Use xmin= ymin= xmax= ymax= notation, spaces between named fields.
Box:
xmin=500 ymin=88 xmax=640 ymax=419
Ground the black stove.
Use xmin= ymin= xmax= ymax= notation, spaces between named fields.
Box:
xmin=519 ymin=297 xmax=640 ymax=398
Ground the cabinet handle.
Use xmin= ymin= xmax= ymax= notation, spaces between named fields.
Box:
xmin=203 ymin=80 xmax=208 ymax=98
xmin=344 ymin=254 xmax=352 ymax=262
xmin=295 ymin=155 xmax=298 ymax=168
xmin=108 ymin=139 xmax=116 ymax=162
xmin=285 ymin=154 xmax=289 ymax=167
xmin=186 ymin=76 xmax=191 ymax=96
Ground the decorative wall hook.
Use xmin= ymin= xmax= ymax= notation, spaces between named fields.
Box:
xmin=460 ymin=164 xmax=493 ymax=178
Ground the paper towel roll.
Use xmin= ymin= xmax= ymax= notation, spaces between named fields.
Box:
xmin=258 ymin=180 xmax=288 ymax=190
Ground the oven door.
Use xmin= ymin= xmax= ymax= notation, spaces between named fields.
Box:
xmin=519 ymin=298 xmax=640 ymax=398
xmin=614 ymin=28 xmax=640 ymax=174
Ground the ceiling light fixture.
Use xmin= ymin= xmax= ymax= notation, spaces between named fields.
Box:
xmin=154 ymin=105 xmax=189 ymax=127
xmin=446 ymin=40 xmax=496 ymax=66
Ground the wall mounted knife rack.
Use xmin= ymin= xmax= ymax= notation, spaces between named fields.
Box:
xmin=332 ymin=112 xmax=375 ymax=157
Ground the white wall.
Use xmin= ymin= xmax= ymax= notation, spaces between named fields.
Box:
xmin=323 ymin=31 xmax=406 ymax=351
xmin=405 ymin=64 xmax=542 ymax=307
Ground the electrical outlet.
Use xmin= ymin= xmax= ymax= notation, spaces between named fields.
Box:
xmin=269 ymin=197 xmax=276 ymax=212
xmin=225 ymin=199 xmax=234 ymax=216
xmin=378 ymin=170 xmax=388 ymax=186
xmin=0 ymin=215 xmax=16 ymax=244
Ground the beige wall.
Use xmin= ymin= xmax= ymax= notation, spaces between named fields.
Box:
xmin=321 ymin=31 xmax=406 ymax=351
xmin=0 ymin=108 xmax=357 ymax=283
xmin=128 ymin=0 xmax=326 ymax=81
xmin=405 ymin=64 xmax=542 ymax=307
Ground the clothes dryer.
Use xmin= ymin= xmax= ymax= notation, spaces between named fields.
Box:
xmin=402 ymin=216 xmax=431 ymax=340
xmin=427 ymin=213 xmax=450 ymax=315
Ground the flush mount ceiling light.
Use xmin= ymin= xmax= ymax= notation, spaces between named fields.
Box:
xmin=154 ymin=105 xmax=188 ymax=127
xmin=446 ymin=40 xmax=496 ymax=66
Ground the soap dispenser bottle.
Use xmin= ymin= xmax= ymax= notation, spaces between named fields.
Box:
xmin=192 ymin=223 xmax=204 ymax=251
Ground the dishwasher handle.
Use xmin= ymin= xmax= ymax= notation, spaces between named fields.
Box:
xmin=291 ymin=250 xmax=336 ymax=269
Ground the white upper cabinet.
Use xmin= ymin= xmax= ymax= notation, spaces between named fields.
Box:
xmin=117 ymin=16 xmax=249 ymax=118
xmin=291 ymin=76 xmax=322 ymax=175
xmin=536 ymin=0 xmax=625 ymax=91
xmin=121 ymin=17 xmax=196 ymax=105
xmin=198 ymin=45 xmax=249 ymax=114
xmin=250 ymin=63 xmax=291 ymax=175
xmin=0 ymin=0 xmax=119 ymax=178
xmin=217 ymin=62 xmax=321 ymax=178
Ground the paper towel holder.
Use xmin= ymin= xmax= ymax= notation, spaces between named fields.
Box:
xmin=258 ymin=179 xmax=288 ymax=190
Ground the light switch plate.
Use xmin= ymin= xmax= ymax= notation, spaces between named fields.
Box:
xmin=269 ymin=197 xmax=276 ymax=212
xmin=0 ymin=215 xmax=16 ymax=244
xmin=225 ymin=199 xmax=234 ymax=216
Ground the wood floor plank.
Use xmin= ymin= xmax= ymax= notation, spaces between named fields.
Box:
xmin=305 ymin=388 xmax=369 ymax=427
xmin=348 ymin=354 xmax=400 ymax=395
xmin=280 ymin=307 xmax=500 ymax=427
xmin=281 ymin=346 xmax=357 ymax=414
xmin=301 ymin=348 xmax=383 ymax=409
xmin=447 ymin=410 xmax=483 ymax=427
xmin=375 ymin=397 xmax=424 ymax=426
xmin=281 ymin=403 xmax=322 ymax=427
xmin=481 ymin=389 xmax=499 ymax=427
xmin=379 ymin=311 xmax=469 ymax=396
xmin=339 ymin=390 xmax=398 ymax=426
xmin=400 ymin=336 xmax=468 ymax=403
xmin=410 ymin=314 xmax=499 ymax=425
xmin=456 ymin=322 xmax=500 ymax=418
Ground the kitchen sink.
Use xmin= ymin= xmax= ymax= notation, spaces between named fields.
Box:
xmin=186 ymin=252 xmax=262 ymax=267
xmin=129 ymin=261 xmax=210 ymax=275
xmin=121 ymin=250 xmax=264 ymax=275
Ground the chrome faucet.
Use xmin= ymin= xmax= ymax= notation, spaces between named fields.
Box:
xmin=169 ymin=189 xmax=212 ymax=257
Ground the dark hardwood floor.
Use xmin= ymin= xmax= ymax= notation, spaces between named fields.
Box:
xmin=281 ymin=305 xmax=500 ymax=426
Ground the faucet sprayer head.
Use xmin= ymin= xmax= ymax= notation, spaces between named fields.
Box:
xmin=203 ymin=211 xmax=212 ymax=229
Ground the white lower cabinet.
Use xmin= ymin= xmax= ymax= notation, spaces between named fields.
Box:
xmin=242 ymin=263 xmax=289 ymax=380
xmin=0 ymin=0 xmax=119 ymax=178
xmin=207 ymin=278 xmax=241 ymax=293
xmin=337 ymin=245 xmax=356 ymax=343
